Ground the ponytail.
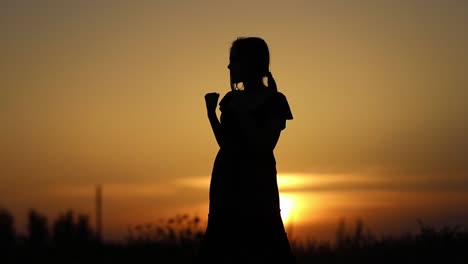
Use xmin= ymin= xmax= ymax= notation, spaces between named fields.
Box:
xmin=266 ymin=72 xmax=278 ymax=91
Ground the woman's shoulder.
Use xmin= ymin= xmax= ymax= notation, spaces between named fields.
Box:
xmin=270 ymin=91 xmax=288 ymax=102
xmin=219 ymin=90 xmax=235 ymax=107
xmin=264 ymin=91 xmax=293 ymax=120
xmin=220 ymin=90 xmax=242 ymax=101
xmin=219 ymin=90 xmax=239 ymax=112
xmin=263 ymin=90 xmax=289 ymax=106
xmin=219 ymin=89 xmax=292 ymax=117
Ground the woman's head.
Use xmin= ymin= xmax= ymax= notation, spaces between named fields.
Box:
xmin=228 ymin=37 xmax=276 ymax=91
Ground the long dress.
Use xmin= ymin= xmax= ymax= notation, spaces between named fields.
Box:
xmin=196 ymin=90 xmax=296 ymax=264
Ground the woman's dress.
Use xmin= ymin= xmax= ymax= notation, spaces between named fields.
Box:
xmin=196 ymin=90 xmax=295 ymax=263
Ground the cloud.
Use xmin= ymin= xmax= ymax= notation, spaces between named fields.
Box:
xmin=277 ymin=172 xmax=468 ymax=193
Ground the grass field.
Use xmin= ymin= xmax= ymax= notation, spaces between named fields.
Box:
xmin=2 ymin=210 xmax=468 ymax=263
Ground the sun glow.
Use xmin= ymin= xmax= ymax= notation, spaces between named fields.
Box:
xmin=277 ymin=174 xmax=315 ymax=225
xmin=279 ymin=194 xmax=295 ymax=224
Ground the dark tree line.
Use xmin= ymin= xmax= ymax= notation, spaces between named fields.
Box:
xmin=0 ymin=207 xmax=98 ymax=249
xmin=1 ymin=207 xmax=468 ymax=263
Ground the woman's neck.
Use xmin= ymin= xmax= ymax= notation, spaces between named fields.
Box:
xmin=243 ymin=79 xmax=265 ymax=91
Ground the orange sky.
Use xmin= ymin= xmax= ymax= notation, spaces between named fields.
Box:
xmin=1 ymin=1 xmax=468 ymax=241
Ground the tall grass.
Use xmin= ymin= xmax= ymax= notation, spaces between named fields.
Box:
xmin=2 ymin=209 xmax=467 ymax=263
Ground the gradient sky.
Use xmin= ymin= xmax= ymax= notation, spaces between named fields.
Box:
xmin=1 ymin=0 xmax=468 ymax=241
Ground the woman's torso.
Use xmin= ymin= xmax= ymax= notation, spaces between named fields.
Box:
xmin=209 ymin=90 xmax=283 ymax=213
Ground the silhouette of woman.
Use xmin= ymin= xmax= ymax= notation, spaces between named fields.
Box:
xmin=197 ymin=37 xmax=296 ymax=263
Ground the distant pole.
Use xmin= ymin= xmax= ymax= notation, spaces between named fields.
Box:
xmin=96 ymin=184 xmax=102 ymax=242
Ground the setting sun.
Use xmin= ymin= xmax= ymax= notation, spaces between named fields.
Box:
xmin=277 ymin=174 xmax=310 ymax=225
xmin=279 ymin=194 xmax=294 ymax=224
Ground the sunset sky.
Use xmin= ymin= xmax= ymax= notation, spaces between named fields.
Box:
xmin=1 ymin=0 xmax=468 ymax=241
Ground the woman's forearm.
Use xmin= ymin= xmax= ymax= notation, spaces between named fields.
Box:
xmin=208 ymin=111 xmax=225 ymax=148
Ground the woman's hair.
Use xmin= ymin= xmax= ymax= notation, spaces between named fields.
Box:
xmin=230 ymin=37 xmax=277 ymax=91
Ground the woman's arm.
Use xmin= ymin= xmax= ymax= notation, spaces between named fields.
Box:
xmin=205 ymin=92 xmax=226 ymax=148
xmin=207 ymin=111 xmax=225 ymax=148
